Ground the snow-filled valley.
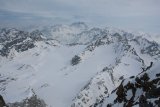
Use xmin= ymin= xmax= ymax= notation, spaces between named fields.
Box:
xmin=0 ymin=22 xmax=160 ymax=107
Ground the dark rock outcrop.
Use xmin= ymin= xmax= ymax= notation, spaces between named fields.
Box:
xmin=8 ymin=95 xmax=46 ymax=107
xmin=0 ymin=28 xmax=45 ymax=57
xmin=103 ymin=71 xmax=160 ymax=107
xmin=0 ymin=95 xmax=6 ymax=107
xmin=71 ymin=55 xmax=81 ymax=66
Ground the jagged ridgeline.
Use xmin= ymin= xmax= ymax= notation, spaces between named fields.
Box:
xmin=0 ymin=23 xmax=160 ymax=107
xmin=0 ymin=23 xmax=160 ymax=58
xmin=0 ymin=28 xmax=45 ymax=57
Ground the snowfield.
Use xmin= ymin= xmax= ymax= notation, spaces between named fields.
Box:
xmin=0 ymin=23 xmax=160 ymax=107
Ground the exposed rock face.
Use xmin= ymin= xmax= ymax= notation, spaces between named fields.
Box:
xmin=0 ymin=94 xmax=46 ymax=107
xmin=0 ymin=28 xmax=45 ymax=57
xmin=0 ymin=95 xmax=6 ymax=107
xmin=131 ymin=36 xmax=160 ymax=57
xmin=103 ymin=67 xmax=160 ymax=107
xmin=71 ymin=55 xmax=81 ymax=66
xmin=8 ymin=95 xmax=47 ymax=107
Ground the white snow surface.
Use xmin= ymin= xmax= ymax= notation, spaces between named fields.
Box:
xmin=0 ymin=24 xmax=160 ymax=107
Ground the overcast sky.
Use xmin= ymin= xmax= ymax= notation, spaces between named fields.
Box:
xmin=0 ymin=0 xmax=160 ymax=34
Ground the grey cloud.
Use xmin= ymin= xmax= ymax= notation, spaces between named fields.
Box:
xmin=0 ymin=0 xmax=160 ymax=34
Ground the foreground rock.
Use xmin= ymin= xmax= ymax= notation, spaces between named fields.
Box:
xmin=8 ymin=95 xmax=46 ymax=107
xmin=101 ymin=63 xmax=160 ymax=107
xmin=0 ymin=95 xmax=7 ymax=107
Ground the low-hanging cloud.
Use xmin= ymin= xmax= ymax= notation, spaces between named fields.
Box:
xmin=0 ymin=0 xmax=160 ymax=33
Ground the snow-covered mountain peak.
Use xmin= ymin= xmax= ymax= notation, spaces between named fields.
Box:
xmin=0 ymin=23 xmax=160 ymax=107
xmin=70 ymin=22 xmax=88 ymax=31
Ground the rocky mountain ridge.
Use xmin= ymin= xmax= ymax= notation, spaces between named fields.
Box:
xmin=0 ymin=23 xmax=159 ymax=107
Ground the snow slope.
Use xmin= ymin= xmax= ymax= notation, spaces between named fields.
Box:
xmin=0 ymin=23 xmax=160 ymax=107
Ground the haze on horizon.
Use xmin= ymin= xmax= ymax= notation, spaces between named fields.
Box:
xmin=0 ymin=0 xmax=160 ymax=34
